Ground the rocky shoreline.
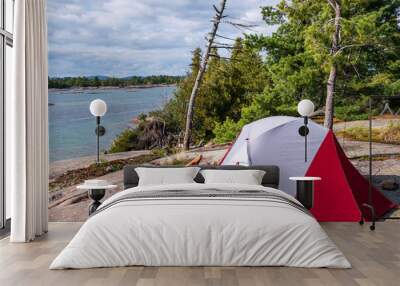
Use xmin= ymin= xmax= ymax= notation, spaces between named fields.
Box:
xmin=48 ymin=145 xmax=228 ymax=222
xmin=48 ymin=137 xmax=400 ymax=222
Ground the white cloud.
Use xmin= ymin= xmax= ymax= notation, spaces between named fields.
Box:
xmin=47 ymin=0 xmax=280 ymax=77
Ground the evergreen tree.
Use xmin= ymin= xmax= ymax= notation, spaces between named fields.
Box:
xmin=110 ymin=0 xmax=400 ymax=150
xmin=214 ymin=0 xmax=400 ymax=142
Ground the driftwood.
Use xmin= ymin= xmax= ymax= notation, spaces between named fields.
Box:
xmin=186 ymin=155 xmax=203 ymax=166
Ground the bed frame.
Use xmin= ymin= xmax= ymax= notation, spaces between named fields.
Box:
xmin=123 ymin=165 xmax=280 ymax=189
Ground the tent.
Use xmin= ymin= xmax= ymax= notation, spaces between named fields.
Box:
xmin=221 ymin=116 xmax=396 ymax=222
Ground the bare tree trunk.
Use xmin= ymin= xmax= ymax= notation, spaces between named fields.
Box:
xmin=325 ymin=65 xmax=337 ymax=129
xmin=324 ymin=0 xmax=341 ymax=130
xmin=183 ymin=0 xmax=227 ymax=150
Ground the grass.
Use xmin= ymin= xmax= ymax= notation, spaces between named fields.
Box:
xmin=169 ymin=158 xmax=194 ymax=166
xmin=336 ymin=121 xmax=400 ymax=145
xmin=352 ymin=154 xmax=400 ymax=161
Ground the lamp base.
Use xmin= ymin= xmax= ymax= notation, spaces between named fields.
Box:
xmin=296 ymin=180 xmax=314 ymax=210
xmin=95 ymin=125 xmax=106 ymax=136
xmin=88 ymin=189 xmax=106 ymax=215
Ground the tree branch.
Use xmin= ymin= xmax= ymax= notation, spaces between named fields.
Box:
xmin=333 ymin=43 xmax=386 ymax=56
xmin=211 ymin=45 xmax=235 ymax=49
xmin=215 ymin=33 xmax=236 ymax=41
xmin=213 ymin=5 xmax=221 ymax=14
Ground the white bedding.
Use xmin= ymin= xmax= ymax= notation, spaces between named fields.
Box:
xmin=50 ymin=183 xmax=351 ymax=269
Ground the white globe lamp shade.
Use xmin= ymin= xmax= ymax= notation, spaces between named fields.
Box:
xmin=90 ymin=99 xmax=107 ymax=117
xmin=297 ymin=99 xmax=315 ymax=117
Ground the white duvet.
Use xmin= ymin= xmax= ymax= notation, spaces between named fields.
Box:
xmin=50 ymin=183 xmax=351 ymax=269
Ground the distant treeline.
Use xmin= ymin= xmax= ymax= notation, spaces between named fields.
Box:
xmin=48 ymin=75 xmax=183 ymax=89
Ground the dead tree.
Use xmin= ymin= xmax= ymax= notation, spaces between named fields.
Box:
xmin=324 ymin=0 xmax=341 ymax=130
xmin=183 ymin=0 xmax=227 ymax=150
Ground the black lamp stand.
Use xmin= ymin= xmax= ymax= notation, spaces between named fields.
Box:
xmin=304 ymin=116 xmax=308 ymax=162
xmin=298 ymin=116 xmax=310 ymax=162
xmin=88 ymin=189 xmax=106 ymax=215
xmin=95 ymin=116 xmax=106 ymax=164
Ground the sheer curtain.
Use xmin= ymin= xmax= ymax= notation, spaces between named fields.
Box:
xmin=9 ymin=0 xmax=49 ymax=242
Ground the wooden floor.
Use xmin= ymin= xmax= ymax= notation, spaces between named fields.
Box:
xmin=0 ymin=222 xmax=399 ymax=286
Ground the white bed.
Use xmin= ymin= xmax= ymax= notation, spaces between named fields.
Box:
xmin=50 ymin=183 xmax=351 ymax=269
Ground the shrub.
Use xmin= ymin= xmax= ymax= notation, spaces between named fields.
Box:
xmin=213 ymin=118 xmax=243 ymax=144
xmin=151 ymin=147 xmax=167 ymax=157
xmin=108 ymin=128 xmax=144 ymax=153
xmin=335 ymin=106 xmax=369 ymax=121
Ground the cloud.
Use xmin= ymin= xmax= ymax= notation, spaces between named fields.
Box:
xmin=47 ymin=0 xmax=280 ymax=77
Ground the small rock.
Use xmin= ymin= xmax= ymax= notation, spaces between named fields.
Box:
xmin=381 ymin=179 xmax=399 ymax=191
xmin=176 ymin=152 xmax=188 ymax=161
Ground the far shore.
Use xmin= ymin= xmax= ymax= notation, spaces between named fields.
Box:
xmin=48 ymin=83 xmax=177 ymax=93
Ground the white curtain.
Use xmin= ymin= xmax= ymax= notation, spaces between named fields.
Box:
xmin=9 ymin=0 xmax=49 ymax=242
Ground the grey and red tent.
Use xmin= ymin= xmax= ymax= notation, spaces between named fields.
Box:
xmin=221 ymin=116 xmax=396 ymax=222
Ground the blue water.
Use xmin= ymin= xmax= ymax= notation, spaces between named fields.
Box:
xmin=49 ymin=86 xmax=175 ymax=162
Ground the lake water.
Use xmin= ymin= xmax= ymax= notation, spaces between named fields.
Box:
xmin=49 ymin=86 xmax=175 ymax=162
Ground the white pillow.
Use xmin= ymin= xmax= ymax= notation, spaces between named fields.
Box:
xmin=135 ymin=167 xmax=201 ymax=186
xmin=200 ymin=169 xmax=266 ymax=185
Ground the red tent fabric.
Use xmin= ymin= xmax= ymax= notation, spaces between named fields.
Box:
xmin=306 ymin=131 xmax=396 ymax=221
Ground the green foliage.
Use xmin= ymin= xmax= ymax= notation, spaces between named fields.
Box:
xmin=108 ymin=1 xmax=400 ymax=149
xmin=213 ymin=118 xmax=244 ymax=144
xmin=151 ymin=147 xmax=167 ymax=157
xmin=335 ymin=106 xmax=369 ymax=121
xmin=333 ymin=96 xmax=370 ymax=121
xmin=214 ymin=0 xmax=400 ymax=143
xmin=302 ymin=0 xmax=400 ymax=97
xmin=109 ymin=128 xmax=142 ymax=153
xmin=156 ymin=42 xmax=267 ymax=144
xmin=48 ymin=75 xmax=182 ymax=89
xmin=155 ymin=48 xmax=203 ymax=136
xmin=109 ymin=115 xmax=178 ymax=153
xmin=261 ymin=6 xmax=285 ymax=25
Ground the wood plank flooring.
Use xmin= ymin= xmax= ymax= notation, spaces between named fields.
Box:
xmin=0 ymin=221 xmax=399 ymax=286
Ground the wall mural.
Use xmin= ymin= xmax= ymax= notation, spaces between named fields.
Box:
xmin=46 ymin=0 xmax=400 ymax=223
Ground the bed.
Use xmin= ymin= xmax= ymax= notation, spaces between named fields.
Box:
xmin=50 ymin=165 xmax=350 ymax=269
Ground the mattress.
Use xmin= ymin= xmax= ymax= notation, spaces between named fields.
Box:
xmin=50 ymin=183 xmax=351 ymax=269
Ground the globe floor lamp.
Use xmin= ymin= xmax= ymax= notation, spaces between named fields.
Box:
xmin=90 ymin=99 xmax=107 ymax=164
xmin=297 ymin=99 xmax=315 ymax=162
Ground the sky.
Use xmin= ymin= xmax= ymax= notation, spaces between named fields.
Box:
xmin=47 ymin=0 xmax=280 ymax=77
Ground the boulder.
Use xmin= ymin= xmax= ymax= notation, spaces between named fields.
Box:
xmin=381 ymin=179 xmax=399 ymax=191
